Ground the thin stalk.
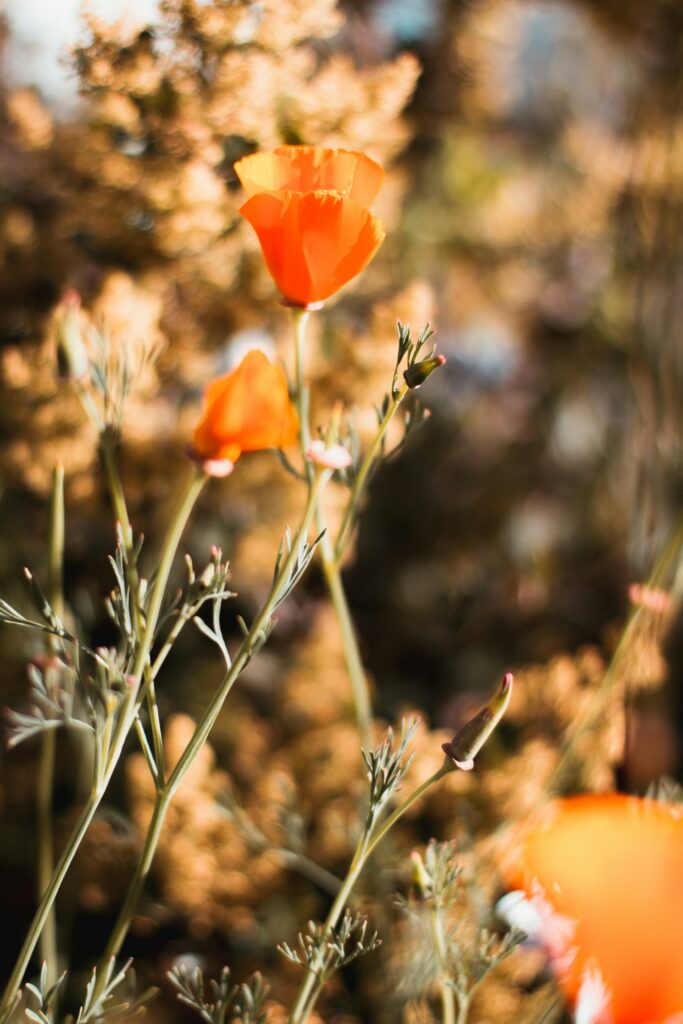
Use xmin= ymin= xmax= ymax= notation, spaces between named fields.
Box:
xmin=0 ymin=471 xmax=206 ymax=1017
xmin=37 ymin=464 xmax=65 ymax=986
xmin=94 ymin=788 xmax=170 ymax=972
xmin=1 ymin=791 xmax=100 ymax=1020
xmin=455 ymin=992 xmax=470 ymax=1024
xmin=91 ymin=471 xmax=327 ymax=978
xmin=100 ymin=432 xmax=166 ymax=773
xmin=292 ymin=308 xmax=373 ymax=749
xmin=430 ymin=902 xmax=455 ymax=1024
xmin=288 ymin=761 xmax=452 ymax=1024
xmin=334 ymin=382 xmax=409 ymax=562
xmin=364 ymin=762 xmax=451 ymax=860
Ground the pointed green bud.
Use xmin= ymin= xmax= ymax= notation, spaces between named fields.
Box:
xmin=410 ymin=850 xmax=433 ymax=898
xmin=442 ymin=673 xmax=513 ymax=771
xmin=55 ymin=290 xmax=89 ymax=380
xmin=403 ymin=353 xmax=446 ymax=389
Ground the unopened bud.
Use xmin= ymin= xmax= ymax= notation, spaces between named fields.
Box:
xmin=442 ymin=673 xmax=513 ymax=771
xmin=55 ymin=290 xmax=90 ymax=380
xmin=403 ymin=353 xmax=446 ymax=389
xmin=410 ymin=850 xmax=432 ymax=898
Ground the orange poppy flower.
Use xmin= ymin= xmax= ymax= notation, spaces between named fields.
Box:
xmin=510 ymin=795 xmax=683 ymax=1024
xmin=192 ymin=349 xmax=299 ymax=472
xmin=235 ymin=145 xmax=386 ymax=307
xmin=234 ymin=145 xmax=385 ymax=207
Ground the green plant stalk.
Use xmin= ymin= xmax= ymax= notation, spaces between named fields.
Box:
xmin=91 ymin=470 xmax=328 ymax=980
xmin=0 ymin=471 xmax=206 ymax=1019
xmin=334 ymin=381 xmax=409 ymax=562
xmin=37 ymin=463 xmax=65 ymax=987
xmin=455 ymin=991 xmax=470 ymax=1024
xmin=292 ymin=308 xmax=372 ymax=749
xmin=430 ymin=900 xmax=456 ymax=1024
xmin=288 ymin=761 xmax=452 ymax=1024
xmin=100 ymin=431 xmax=165 ymax=772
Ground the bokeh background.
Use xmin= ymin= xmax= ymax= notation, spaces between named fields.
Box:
xmin=1 ymin=0 xmax=682 ymax=1021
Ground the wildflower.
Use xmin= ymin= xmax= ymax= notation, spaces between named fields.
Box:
xmin=235 ymin=145 xmax=386 ymax=307
xmin=509 ymin=794 xmax=683 ymax=1024
xmin=192 ymin=349 xmax=299 ymax=475
xmin=234 ymin=145 xmax=385 ymax=206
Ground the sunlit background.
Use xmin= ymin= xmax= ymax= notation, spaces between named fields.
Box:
xmin=1 ymin=0 xmax=682 ymax=1020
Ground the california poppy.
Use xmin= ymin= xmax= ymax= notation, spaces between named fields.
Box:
xmin=509 ymin=794 xmax=683 ymax=1024
xmin=235 ymin=145 xmax=385 ymax=307
xmin=192 ymin=349 xmax=299 ymax=471
xmin=234 ymin=145 xmax=385 ymax=207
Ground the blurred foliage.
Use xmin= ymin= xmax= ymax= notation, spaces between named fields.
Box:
xmin=1 ymin=0 xmax=683 ymax=1021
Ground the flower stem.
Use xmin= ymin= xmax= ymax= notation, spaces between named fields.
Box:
xmin=430 ymin=900 xmax=456 ymax=1024
xmin=0 ymin=470 xmax=206 ymax=1018
xmin=100 ymin=431 xmax=165 ymax=774
xmin=288 ymin=761 xmax=452 ymax=1024
xmin=334 ymin=381 xmax=409 ymax=562
xmin=36 ymin=464 xmax=65 ymax=987
xmin=292 ymin=308 xmax=373 ymax=749
xmin=91 ymin=471 xmax=327 ymax=979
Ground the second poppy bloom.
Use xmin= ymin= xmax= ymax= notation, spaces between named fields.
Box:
xmin=235 ymin=146 xmax=386 ymax=308
xmin=192 ymin=349 xmax=299 ymax=474
xmin=508 ymin=794 xmax=683 ymax=1024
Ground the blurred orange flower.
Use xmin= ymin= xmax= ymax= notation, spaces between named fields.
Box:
xmin=192 ymin=349 xmax=299 ymax=473
xmin=235 ymin=146 xmax=385 ymax=307
xmin=234 ymin=145 xmax=385 ymax=206
xmin=511 ymin=794 xmax=683 ymax=1024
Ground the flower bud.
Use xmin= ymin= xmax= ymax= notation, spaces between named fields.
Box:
xmin=442 ymin=673 xmax=513 ymax=771
xmin=403 ymin=353 xmax=446 ymax=389
xmin=55 ymin=290 xmax=90 ymax=380
xmin=410 ymin=850 xmax=433 ymax=898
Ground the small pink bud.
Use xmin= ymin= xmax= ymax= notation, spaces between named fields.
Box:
xmin=628 ymin=583 xmax=672 ymax=615
xmin=188 ymin=447 xmax=235 ymax=478
xmin=305 ymin=440 xmax=352 ymax=470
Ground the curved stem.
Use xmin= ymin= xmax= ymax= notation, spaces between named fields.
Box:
xmin=288 ymin=762 xmax=452 ymax=1024
xmin=334 ymin=382 xmax=409 ymax=562
xmin=292 ymin=309 xmax=373 ymax=749
xmin=430 ymin=901 xmax=456 ymax=1024
xmin=364 ymin=762 xmax=451 ymax=860
xmin=37 ymin=464 xmax=65 ymax=986
xmin=1 ymin=791 xmax=101 ymax=1019
xmin=95 ymin=788 xmax=169 ymax=971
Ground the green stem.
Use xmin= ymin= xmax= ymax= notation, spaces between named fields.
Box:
xmin=292 ymin=309 xmax=373 ymax=749
xmin=0 ymin=471 xmax=206 ymax=1017
xmin=94 ymin=788 xmax=170 ymax=972
xmin=37 ymin=464 xmax=65 ymax=986
xmin=100 ymin=431 xmax=173 ymax=775
xmin=334 ymin=382 xmax=409 ymax=562
xmin=364 ymin=762 xmax=451 ymax=861
xmin=456 ymin=992 xmax=470 ymax=1024
xmin=288 ymin=761 xmax=452 ymax=1024
xmin=91 ymin=471 xmax=327 ymax=978
xmin=430 ymin=901 xmax=456 ymax=1024
xmin=1 ymin=790 xmax=101 ymax=1020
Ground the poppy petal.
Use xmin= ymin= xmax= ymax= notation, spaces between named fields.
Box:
xmin=511 ymin=795 xmax=683 ymax=1024
xmin=235 ymin=146 xmax=385 ymax=206
xmin=240 ymin=190 xmax=384 ymax=306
